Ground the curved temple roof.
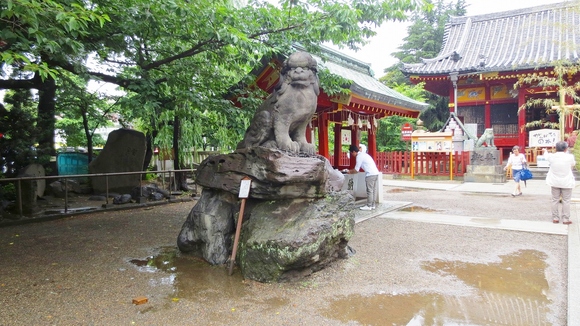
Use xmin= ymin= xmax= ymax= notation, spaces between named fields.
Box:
xmin=402 ymin=1 xmax=580 ymax=76
xmin=316 ymin=45 xmax=428 ymax=113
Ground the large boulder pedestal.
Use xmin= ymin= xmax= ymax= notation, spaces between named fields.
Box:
xmin=177 ymin=147 xmax=355 ymax=282
xmin=464 ymin=149 xmax=506 ymax=183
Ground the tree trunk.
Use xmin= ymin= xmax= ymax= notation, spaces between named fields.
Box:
xmin=172 ymin=116 xmax=188 ymax=191
xmin=142 ymin=130 xmax=159 ymax=180
xmin=37 ymin=76 xmax=57 ymax=161
xmin=80 ymin=102 xmax=95 ymax=163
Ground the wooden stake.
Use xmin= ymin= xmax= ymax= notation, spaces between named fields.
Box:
xmin=229 ymin=177 xmax=251 ymax=276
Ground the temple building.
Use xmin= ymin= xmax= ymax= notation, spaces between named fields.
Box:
xmin=402 ymin=1 xmax=580 ymax=156
xmin=250 ymin=45 xmax=428 ymax=169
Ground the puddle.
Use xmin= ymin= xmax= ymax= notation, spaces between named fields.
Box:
xmin=133 ymin=248 xmax=554 ymax=325
xmin=323 ymin=249 xmax=553 ymax=325
xmin=44 ymin=207 xmax=98 ymax=214
xmin=399 ymin=205 xmax=439 ymax=212
xmin=387 ymin=188 xmax=418 ymax=193
xmin=129 ymin=246 xmax=250 ymax=301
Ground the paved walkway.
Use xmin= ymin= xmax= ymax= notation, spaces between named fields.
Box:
xmin=353 ymin=178 xmax=580 ymax=325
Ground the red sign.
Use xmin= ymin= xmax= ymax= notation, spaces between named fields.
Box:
xmin=401 ymin=123 xmax=413 ymax=141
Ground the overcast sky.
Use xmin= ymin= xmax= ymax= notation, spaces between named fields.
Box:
xmin=332 ymin=0 xmax=567 ymax=77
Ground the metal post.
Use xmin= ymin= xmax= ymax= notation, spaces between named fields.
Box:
xmin=105 ymin=175 xmax=109 ymax=205
xmin=64 ymin=178 xmax=69 ymax=213
xmin=17 ymin=179 xmax=23 ymax=218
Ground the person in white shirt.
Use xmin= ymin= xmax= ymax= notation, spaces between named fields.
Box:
xmin=347 ymin=144 xmax=380 ymax=210
xmin=543 ymin=141 xmax=576 ymax=224
xmin=503 ymin=145 xmax=527 ymax=197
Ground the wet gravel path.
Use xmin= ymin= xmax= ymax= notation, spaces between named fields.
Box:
xmin=0 ymin=187 xmax=568 ymax=325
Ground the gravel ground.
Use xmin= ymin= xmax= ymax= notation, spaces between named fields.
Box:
xmin=0 ymin=186 xmax=568 ymax=325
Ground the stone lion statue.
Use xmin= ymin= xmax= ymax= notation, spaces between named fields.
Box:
xmin=475 ymin=128 xmax=496 ymax=148
xmin=237 ymin=51 xmax=320 ymax=155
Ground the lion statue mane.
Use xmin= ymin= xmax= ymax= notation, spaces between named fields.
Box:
xmin=236 ymin=51 xmax=320 ymax=155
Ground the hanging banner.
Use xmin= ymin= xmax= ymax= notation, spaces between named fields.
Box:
xmin=341 ymin=129 xmax=352 ymax=145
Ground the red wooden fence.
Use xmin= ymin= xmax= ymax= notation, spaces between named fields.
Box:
xmin=330 ymin=151 xmax=470 ymax=177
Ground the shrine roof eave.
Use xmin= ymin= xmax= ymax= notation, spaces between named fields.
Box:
xmin=407 ymin=68 xmax=559 ymax=96
xmin=402 ymin=63 xmax=559 ymax=78
xmin=349 ymin=83 xmax=428 ymax=113
xmin=348 ymin=93 xmax=424 ymax=117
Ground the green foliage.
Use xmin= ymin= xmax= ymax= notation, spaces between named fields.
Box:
xmin=0 ymin=180 xmax=17 ymax=201
xmin=516 ymin=61 xmax=580 ymax=139
xmin=380 ymin=0 xmax=466 ymax=132
xmin=0 ymin=101 xmax=39 ymax=177
xmin=1 ymin=0 xmax=110 ymax=78
xmin=376 ymin=115 xmax=416 ymax=152
xmin=390 ymin=81 xmax=428 ymax=102
xmin=54 ymin=73 xmax=116 ymax=150
xmin=1 ymin=0 xmax=429 ymax=171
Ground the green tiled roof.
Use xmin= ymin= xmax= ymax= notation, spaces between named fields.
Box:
xmin=316 ymin=45 xmax=428 ymax=112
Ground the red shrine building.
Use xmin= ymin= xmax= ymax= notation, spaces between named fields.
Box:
xmin=402 ymin=2 xmax=580 ymax=156
xmin=251 ymin=45 xmax=427 ymax=169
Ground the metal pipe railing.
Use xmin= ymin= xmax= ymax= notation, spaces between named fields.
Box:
xmin=0 ymin=168 xmax=196 ymax=219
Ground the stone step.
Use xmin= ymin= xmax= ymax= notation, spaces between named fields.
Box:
xmin=526 ymin=166 xmax=580 ymax=180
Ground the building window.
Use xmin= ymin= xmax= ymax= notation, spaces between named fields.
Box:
xmin=457 ymin=105 xmax=484 ymax=135
xmin=491 ymin=103 xmax=518 ymax=135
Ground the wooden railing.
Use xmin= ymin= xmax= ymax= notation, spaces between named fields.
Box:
xmin=330 ymin=151 xmax=470 ymax=177
xmin=377 ymin=151 xmax=470 ymax=176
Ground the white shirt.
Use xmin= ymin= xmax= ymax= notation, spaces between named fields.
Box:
xmin=545 ymin=151 xmax=576 ymax=189
xmin=507 ymin=153 xmax=526 ymax=170
xmin=355 ymin=152 xmax=380 ymax=176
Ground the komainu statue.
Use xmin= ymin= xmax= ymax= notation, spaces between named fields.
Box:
xmin=476 ymin=128 xmax=496 ymax=148
xmin=237 ymin=51 xmax=320 ymax=155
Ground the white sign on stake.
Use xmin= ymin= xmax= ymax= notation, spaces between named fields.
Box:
xmin=238 ymin=178 xmax=251 ymax=198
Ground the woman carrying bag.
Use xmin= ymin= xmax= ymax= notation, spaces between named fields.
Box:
xmin=504 ymin=145 xmax=527 ymax=197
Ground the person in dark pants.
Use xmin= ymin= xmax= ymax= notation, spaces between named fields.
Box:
xmin=347 ymin=144 xmax=380 ymax=210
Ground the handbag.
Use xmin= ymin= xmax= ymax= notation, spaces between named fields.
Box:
xmin=520 ymin=163 xmax=533 ymax=186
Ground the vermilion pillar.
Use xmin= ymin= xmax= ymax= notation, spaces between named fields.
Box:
xmin=318 ymin=112 xmax=329 ymax=159
xmin=333 ymin=123 xmax=342 ymax=167
xmin=518 ymin=89 xmax=527 ymax=148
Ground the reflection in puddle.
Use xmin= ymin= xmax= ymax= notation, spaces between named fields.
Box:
xmin=324 ymin=250 xmax=552 ymax=325
xmin=399 ymin=205 xmax=439 ymax=212
xmin=129 ymin=247 xmax=246 ymax=300
xmin=133 ymin=248 xmax=553 ymax=325
xmin=129 ymin=247 xmax=290 ymax=312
